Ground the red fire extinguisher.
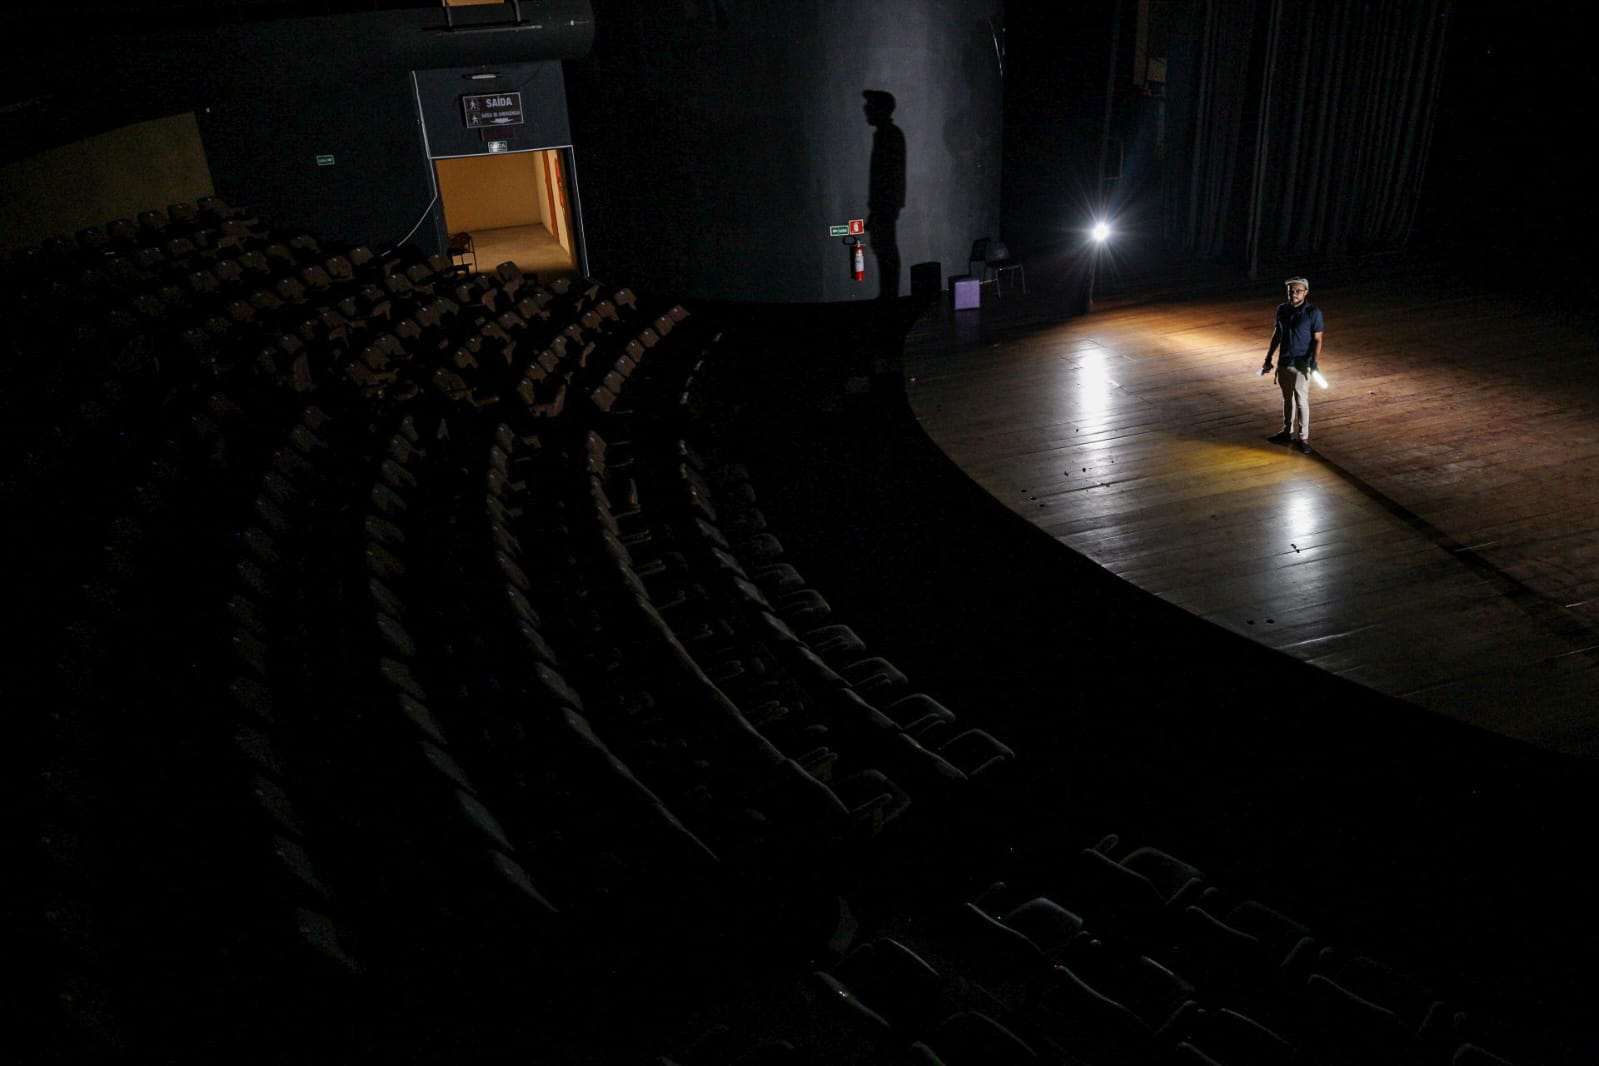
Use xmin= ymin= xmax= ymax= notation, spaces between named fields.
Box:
xmin=850 ymin=237 xmax=865 ymax=282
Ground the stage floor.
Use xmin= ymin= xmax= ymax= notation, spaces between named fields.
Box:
xmin=903 ymin=263 xmax=1599 ymax=759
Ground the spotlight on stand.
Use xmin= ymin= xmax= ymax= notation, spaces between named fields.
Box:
xmin=1084 ymin=219 xmax=1112 ymax=313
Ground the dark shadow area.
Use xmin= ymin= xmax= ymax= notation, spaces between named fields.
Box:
xmin=863 ymin=89 xmax=906 ymax=300
xmin=1414 ymin=0 xmax=1599 ymax=306
xmin=1310 ymin=449 xmax=1599 ymax=655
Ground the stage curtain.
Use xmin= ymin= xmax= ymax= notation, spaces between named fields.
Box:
xmin=1169 ymin=0 xmax=1452 ymax=271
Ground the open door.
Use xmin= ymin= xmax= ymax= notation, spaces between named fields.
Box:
xmin=434 ymin=147 xmax=581 ymax=284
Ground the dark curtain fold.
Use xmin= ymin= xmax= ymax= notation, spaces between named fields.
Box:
xmin=1171 ymin=0 xmax=1451 ymax=270
xmin=1172 ymin=0 xmax=1259 ymax=259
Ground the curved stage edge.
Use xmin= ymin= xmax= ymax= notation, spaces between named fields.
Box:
xmin=897 ymin=272 xmax=1599 ymax=763
xmin=706 ymin=292 xmax=1598 ymax=1063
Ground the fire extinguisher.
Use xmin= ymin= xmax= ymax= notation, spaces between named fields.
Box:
xmin=849 ymin=237 xmax=865 ymax=282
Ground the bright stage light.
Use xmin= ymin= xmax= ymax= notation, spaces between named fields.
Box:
xmin=1092 ymin=221 xmax=1111 ymax=243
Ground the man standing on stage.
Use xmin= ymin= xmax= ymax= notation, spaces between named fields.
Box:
xmin=1261 ymin=276 xmax=1323 ymax=454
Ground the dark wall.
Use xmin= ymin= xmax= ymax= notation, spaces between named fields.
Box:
xmin=999 ymin=0 xmax=1121 ymax=256
xmin=567 ymin=0 xmax=1004 ymax=303
xmin=8 ymin=1 xmax=1003 ymax=298
xmin=415 ymin=63 xmax=573 ymax=161
xmin=197 ymin=68 xmax=433 ymax=250
xmin=1416 ymin=0 xmax=1596 ymax=297
xmin=1 ymin=3 xmax=593 ymax=253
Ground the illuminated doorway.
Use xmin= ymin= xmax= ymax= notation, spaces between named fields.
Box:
xmin=434 ymin=148 xmax=582 ymax=284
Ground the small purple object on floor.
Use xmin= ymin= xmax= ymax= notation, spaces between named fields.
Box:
xmin=952 ymin=275 xmax=981 ymax=311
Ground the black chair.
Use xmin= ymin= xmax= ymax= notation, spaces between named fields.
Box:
xmin=968 ymin=238 xmax=1026 ymax=296
xmin=448 ymin=232 xmax=477 ymax=274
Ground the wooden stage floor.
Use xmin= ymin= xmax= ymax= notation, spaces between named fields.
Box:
xmin=902 ymin=264 xmax=1599 ymax=760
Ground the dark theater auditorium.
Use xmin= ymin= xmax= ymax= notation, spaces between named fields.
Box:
xmin=8 ymin=1 xmax=1598 ymax=1063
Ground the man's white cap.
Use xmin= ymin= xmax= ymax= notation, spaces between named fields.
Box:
xmin=1285 ymin=276 xmax=1310 ymax=290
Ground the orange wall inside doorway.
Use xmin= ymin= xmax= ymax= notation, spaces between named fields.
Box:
xmin=435 ymin=152 xmax=544 ymax=234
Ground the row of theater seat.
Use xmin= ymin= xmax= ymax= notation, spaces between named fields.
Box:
xmin=650 ymin=834 xmax=1527 ymax=1066
xmin=14 ymin=199 xmax=1019 ymax=1060
xmin=5 ymin=197 xmax=681 ymax=428
xmin=12 ymin=202 xmax=1539 ymax=1065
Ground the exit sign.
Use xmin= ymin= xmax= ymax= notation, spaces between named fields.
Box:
xmin=462 ymin=92 xmax=524 ymax=129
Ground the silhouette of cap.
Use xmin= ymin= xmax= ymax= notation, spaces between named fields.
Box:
xmin=862 ymin=90 xmax=896 ymax=114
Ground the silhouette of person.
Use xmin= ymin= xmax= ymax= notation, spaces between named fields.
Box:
xmin=863 ymin=90 xmax=905 ymax=299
